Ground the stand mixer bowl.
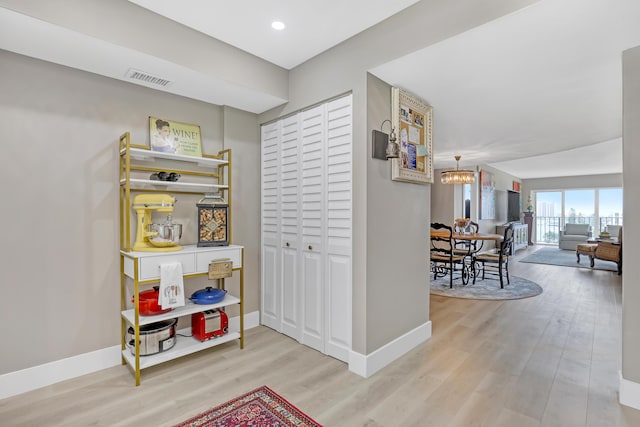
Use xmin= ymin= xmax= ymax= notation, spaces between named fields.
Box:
xmin=147 ymin=223 xmax=183 ymax=247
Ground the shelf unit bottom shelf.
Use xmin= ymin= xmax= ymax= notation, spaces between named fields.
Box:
xmin=122 ymin=328 xmax=240 ymax=370
xmin=121 ymin=295 xmax=241 ymax=326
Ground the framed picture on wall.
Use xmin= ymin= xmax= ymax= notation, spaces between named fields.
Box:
xmin=149 ymin=117 xmax=203 ymax=157
xmin=391 ymin=87 xmax=433 ymax=184
xmin=479 ymin=170 xmax=496 ymax=219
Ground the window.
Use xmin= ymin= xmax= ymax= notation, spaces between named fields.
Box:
xmin=534 ymin=188 xmax=622 ymax=244
xmin=462 ymin=184 xmax=471 ymax=219
xmin=564 ymin=190 xmax=595 ymax=228
xmin=536 ymin=191 xmax=561 ymax=243
xmin=599 ymin=188 xmax=623 ymax=230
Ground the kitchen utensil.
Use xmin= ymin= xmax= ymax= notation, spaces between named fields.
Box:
xmin=192 ymin=309 xmax=228 ymax=341
xmin=150 ymin=171 xmax=168 ymax=181
xmin=150 ymin=171 xmax=181 ymax=182
xmin=132 ymin=194 xmax=183 ymax=252
xmin=135 ymin=286 xmax=173 ymax=315
xmin=126 ymin=318 xmax=177 ymax=356
xmin=190 ymin=287 xmax=227 ymax=304
xmin=147 ymin=216 xmax=182 ymax=247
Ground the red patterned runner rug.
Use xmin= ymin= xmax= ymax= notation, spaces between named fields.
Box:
xmin=173 ymin=385 xmax=322 ymax=427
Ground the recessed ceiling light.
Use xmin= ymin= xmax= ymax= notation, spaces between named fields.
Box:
xmin=271 ymin=21 xmax=285 ymax=31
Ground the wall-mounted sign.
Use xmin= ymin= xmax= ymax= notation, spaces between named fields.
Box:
xmin=149 ymin=117 xmax=202 ymax=157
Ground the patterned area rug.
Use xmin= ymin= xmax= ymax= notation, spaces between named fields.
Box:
xmin=173 ymin=385 xmax=322 ymax=427
xmin=430 ymin=275 xmax=543 ymax=300
xmin=519 ymin=247 xmax=617 ymax=272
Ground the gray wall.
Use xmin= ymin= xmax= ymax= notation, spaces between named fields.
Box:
xmin=431 ymin=169 xmax=457 ymax=226
xmin=431 ymin=163 xmax=522 ymax=247
xmin=477 ymin=164 xmax=522 ymax=238
xmin=366 ymin=74 xmax=429 ymax=352
xmin=0 ymin=0 xmax=543 ymax=373
xmin=0 ymin=50 xmax=260 ymax=374
xmin=622 ymin=46 xmax=640 ymax=384
xmin=222 ymin=106 xmax=261 ymax=318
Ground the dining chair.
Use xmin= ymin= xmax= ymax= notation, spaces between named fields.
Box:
xmin=430 ymin=223 xmax=468 ymax=288
xmin=474 ymin=223 xmax=514 ymax=288
xmin=453 ymin=221 xmax=479 ymax=256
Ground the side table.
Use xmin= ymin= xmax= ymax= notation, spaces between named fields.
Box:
xmin=523 ymin=211 xmax=534 ymax=245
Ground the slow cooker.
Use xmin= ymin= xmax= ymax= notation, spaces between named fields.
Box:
xmin=126 ymin=318 xmax=177 ymax=356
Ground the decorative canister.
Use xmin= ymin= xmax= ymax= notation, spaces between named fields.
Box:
xmin=197 ymin=193 xmax=229 ymax=247
xmin=455 ymin=217 xmax=470 ymax=230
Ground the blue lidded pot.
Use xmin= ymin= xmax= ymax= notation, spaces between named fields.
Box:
xmin=189 ymin=287 xmax=227 ymax=304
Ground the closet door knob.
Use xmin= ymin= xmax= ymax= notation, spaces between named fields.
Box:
xmin=286 ymin=242 xmax=290 ymax=247
xmin=308 ymin=245 xmax=313 ymax=250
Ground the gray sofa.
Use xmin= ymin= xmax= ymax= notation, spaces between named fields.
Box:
xmin=559 ymin=223 xmax=591 ymax=250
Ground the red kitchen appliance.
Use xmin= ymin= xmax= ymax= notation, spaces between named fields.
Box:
xmin=134 ymin=286 xmax=173 ymax=316
xmin=191 ymin=309 xmax=229 ymax=342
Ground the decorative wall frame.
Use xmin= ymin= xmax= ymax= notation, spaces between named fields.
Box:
xmin=149 ymin=116 xmax=203 ymax=157
xmin=391 ymin=87 xmax=433 ymax=184
xmin=479 ymin=169 xmax=496 ymax=220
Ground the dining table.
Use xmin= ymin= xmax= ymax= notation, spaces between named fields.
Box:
xmin=430 ymin=231 xmax=503 ymax=246
xmin=430 ymin=231 xmax=504 ymax=285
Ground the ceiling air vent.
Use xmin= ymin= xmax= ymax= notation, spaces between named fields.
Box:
xmin=125 ymin=68 xmax=172 ymax=87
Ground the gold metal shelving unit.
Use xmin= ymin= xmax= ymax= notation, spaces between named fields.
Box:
xmin=118 ymin=132 xmax=243 ymax=386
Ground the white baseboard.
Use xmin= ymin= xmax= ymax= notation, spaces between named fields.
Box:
xmin=619 ymin=371 xmax=640 ymax=410
xmin=0 ymin=345 xmax=122 ymax=401
xmin=348 ymin=320 xmax=432 ymax=378
xmin=0 ymin=310 xmax=259 ymax=400
xmin=230 ymin=310 xmax=260 ymax=331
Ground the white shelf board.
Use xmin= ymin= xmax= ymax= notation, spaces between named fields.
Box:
xmin=121 ymin=244 xmax=243 ymax=259
xmin=122 ymin=295 xmax=240 ymax=326
xmin=122 ymin=328 xmax=240 ymax=370
xmin=120 ymin=147 xmax=227 ymax=167
xmin=120 ymin=178 xmax=228 ymax=192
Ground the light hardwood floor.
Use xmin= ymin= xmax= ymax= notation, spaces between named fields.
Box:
xmin=2 ymin=246 xmax=640 ymax=426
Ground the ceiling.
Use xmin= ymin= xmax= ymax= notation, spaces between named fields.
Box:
xmin=371 ymin=0 xmax=640 ymax=177
xmin=1 ymin=0 xmax=639 ymax=179
xmin=128 ymin=0 xmax=422 ymax=70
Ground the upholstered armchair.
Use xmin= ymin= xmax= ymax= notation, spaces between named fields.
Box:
xmin=594 ymin=226 xmax=622 ymax=275
xmin=559 ymin=223 xmax=591 ymax=250
xmin=605 ymin=224 xmax=622 ymax=238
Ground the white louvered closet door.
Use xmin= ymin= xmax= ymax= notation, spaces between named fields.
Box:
xmin=300 ymin=104 xmax=326 ymax=352
xmin=260 ymin=121 xmax=281 ymax=331
xmin=260 ymin=94 xmax=352 ymax=363
xmin=279 ymin=115 xmax=302 ymax=340
xmin=324 ymin=95 xmax=352 ymax=362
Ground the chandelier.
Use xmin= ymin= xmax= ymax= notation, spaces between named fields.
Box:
xmin=440 ymin=155 xmax=475 ymax=184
